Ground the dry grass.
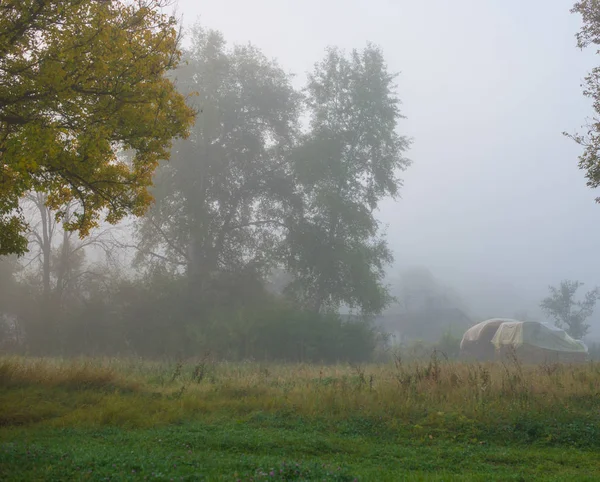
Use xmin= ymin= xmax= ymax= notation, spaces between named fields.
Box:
xmin=1 ymin=354 xmax=600 ymax=430
xmin=3 ymin=355 xmax=600 ymax=481
xmin=0 ymin=357 xmax=139 ymax=391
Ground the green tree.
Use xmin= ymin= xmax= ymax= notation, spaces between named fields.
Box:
xmin=133 ymin=25 xmax=300 ymax=301
xmin=135 ymin=34 xmax=412 ymax=319
xmin=0 ymin=0 xmax=195 ymax=256
xmin=540 ymin=279 xmax=599 ymax=339
xmin=284 ymin=45 xmax=411 ymax=315
xmin=566 ymin=1 xmax=600 ymax=201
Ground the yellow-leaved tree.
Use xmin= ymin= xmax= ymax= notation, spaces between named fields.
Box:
xmin=0 ymin=0 xmax=195 ymax=255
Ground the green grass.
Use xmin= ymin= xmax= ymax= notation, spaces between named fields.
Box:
xmin=2 ymin=419 xmax=599 ymax=481
xmin=1 ymin=356 xmax=600 ymax=480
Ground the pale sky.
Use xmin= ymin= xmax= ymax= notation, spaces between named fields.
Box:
xmin=174 ymin=0 xmax=600 ymax=326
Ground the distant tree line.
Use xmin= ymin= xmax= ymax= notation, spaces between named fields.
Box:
xmin=0 ymin=20 xmax=410 ymax=361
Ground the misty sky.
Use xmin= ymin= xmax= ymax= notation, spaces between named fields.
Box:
xmin=175 ymin=0 xmax=600 ymax=324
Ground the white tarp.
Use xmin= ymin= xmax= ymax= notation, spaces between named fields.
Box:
xmin=491 ymin=321 xmax=588 ymax=353
xmin=460 ymin=318 xmax=514 ymax=349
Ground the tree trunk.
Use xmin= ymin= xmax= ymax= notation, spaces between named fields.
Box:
xmin=37 ymin=195 xmax=51 ymax=303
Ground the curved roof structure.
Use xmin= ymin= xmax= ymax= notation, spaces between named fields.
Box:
xmin=460 ymin=318 xmax=513 ymax=350
xmin=491 ymin=321 xmax=587 ymax=353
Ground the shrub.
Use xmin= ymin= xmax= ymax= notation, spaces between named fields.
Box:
xmin=197 ymin=300 xmax=377 ymax=363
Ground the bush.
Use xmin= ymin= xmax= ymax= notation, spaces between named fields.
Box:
xmin=4 ymin=266 xmax=379 ymax=362
xmin=196 ymin=299 xmax=377 ymax=363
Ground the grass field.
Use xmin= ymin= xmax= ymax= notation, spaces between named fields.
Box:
xmin=1 ymin=355 xmax=600 ymax=481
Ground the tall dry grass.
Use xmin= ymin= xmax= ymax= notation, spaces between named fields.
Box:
xmin=1 ymin=354 xmax=600 ymax=431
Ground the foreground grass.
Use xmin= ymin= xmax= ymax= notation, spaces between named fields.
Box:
xmin=2 ymin=420 xmax=599 ymax=481
xmin=1 ymin=356 xmax=600 ymax=480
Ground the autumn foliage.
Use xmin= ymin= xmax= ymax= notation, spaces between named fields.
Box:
xmin=0 ymin=0 xmax=195 ymax=255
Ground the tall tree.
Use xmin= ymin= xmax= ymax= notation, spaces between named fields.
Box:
xmin=284 ymin=45 xmax=411 ymax=315
xmin=540 ymin=279 xmax=599 ymax=339
xmin=0 ymin=0 xmax=195 ymax=256
xmin=566 ymin=1 xmax=600 ymax=200
xmin=134 ymin=25 xmax=300 ymax=300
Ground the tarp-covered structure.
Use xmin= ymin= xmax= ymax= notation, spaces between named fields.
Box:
xmin=460 ymin=319 xmax=588 ymax=363
xmin=492 ymin=321 xmax=588 ymax=363
xmin=460 ymin=318 xmax=513 ymax=361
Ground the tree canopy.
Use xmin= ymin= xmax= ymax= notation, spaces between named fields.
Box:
xmin=135 ymin=28 xmax=410 ymax=316
xmin=284 ymin=46 xmax=411 ymax=314
xmin=133 ymin=25 xmax=301 ymax=304
xmin=0 ymin=0 xmax=195 ymax=256
xmin=567 ymin=1 xmax=600 ymax=201
xmin=540 ymin=279 xmax=599 ymax=339
xmin=0 ymin=21 xmax=412 ymax=359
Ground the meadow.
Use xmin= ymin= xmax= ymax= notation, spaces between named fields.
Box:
xmin=1 ymin=354 xmax=600 ymax=481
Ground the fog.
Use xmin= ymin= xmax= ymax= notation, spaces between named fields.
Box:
xmin=177 ymin=0 xmax=600 ymax=334
xmin=5 ymin=4 xmax=600 ymax=475
xmin=4 ymin=0 xmax=600 ymax=361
